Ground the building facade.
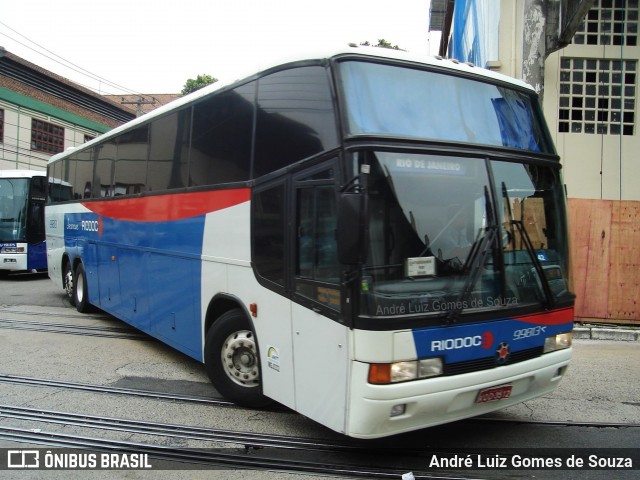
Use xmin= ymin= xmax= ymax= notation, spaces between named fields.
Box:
xmin=0 ymin=47 xmax=135 ymax=172
xmin=544 ymin=0 xmax=638 ymax=200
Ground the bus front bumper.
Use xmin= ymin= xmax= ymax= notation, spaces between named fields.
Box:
xmin=346 ymin=348 xmax=571 ymax=439
xmin=0 ymin=253 xmax=28 ymax=271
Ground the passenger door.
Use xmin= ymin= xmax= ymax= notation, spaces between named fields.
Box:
xmin=291 ymin=160 xmax=349 ymax=433
xmin=293 ymin=162 xmax=341 ymax=315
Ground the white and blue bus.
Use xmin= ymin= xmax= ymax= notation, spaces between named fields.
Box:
xmin=0 ymin=170 xmax=48 ymax=272
xmin=46 ymin=47 xmax=574 ymax=438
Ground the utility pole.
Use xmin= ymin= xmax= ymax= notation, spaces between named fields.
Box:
xmin=120 ymin=96 xmax=157 ymax=117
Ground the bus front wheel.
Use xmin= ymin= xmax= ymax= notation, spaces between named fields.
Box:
xmin=204 ymin=309 xmax=273 ymax=408
xmin=73 ymin=263 xmax=91 ymax=313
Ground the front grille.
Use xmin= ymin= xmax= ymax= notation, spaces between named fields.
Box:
xmin=443 ymin=346 xmax=544 ymax=376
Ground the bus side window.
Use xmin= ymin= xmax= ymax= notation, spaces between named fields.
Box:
xmin=296 ymin=186 xmax=339 ymax=283
xmin=294 ymin=166 xmax=340 ymax=312
xmin=28 ymin=202 xmax=45 ymax=242
xmin=114 ymin=124 xmax=149 ymax=195
xmin=94 ymin=140 xmax=116 ymax=197
xmin=75 ymin=148 xmax=94 ymax=199
xmin=190 ymin=82 xmax=254 ymax=186
xmin=252 ymin=182 xmax=286 ymax=289
xmin=31 ymin=176 xmax=46 ymax=198
xmin=254 ymin=66 xmax=338 ymax=177
xmin=147 ymin=109 xmax=190 ymax=192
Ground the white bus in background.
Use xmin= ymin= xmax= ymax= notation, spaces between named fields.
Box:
xmin=46 ymin=46 xmax=574 ymax=438
xmin=0 ymin=170 xmax=48 ymax=272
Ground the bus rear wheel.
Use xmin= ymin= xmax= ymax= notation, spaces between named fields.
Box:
xmin=204 ymin=309 xmax=273 ymax=408
xmin=73 ymin=263 xmax=91 ymax=313
xmin=63 ymin=261 xmax=75 ymax=306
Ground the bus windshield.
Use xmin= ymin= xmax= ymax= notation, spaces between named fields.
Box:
xmin=361 ymin=152 xmax=571 ymax=318
xmin=339 ymin=60 xmax=554 ymax=154
xmin=0 ymin=178 xmax=29 ymax=242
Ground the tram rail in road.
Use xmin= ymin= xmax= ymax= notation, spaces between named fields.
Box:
xmin=0 ymin=272 xmax=639 ymax=479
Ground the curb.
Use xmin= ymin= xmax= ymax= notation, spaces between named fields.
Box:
xmin=573 ymin=326 xmax=640 ymax=342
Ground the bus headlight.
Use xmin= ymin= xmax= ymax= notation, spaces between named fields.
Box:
xmin=390 ymin=361 xmax=417 ymax=383
xmin=368 ymin=358 xmax=443 ymax=384
xmin=419 ymin=358 xmax=444 ymax=377
xmin=543 ymin=332 xmax=573 ymax=353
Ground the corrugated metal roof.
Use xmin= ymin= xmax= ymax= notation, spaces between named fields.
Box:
xmin=0 ymin=47 xmax=135 ymax=124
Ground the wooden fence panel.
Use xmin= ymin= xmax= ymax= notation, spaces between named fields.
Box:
xmin=567 ymin=199 xmax=592 ymax=318
xmin=567 ymin=198 xmax=639 ymax=325
xmin=609 ymin=202 xmax=640 ymax=323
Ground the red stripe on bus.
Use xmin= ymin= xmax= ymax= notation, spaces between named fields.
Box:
xmin=514 ymin=307 xmax=574 ymax=326
xmin=82 ymin=188 xmax=250 ymax=222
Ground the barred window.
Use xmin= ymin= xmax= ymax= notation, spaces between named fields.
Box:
xmin=559 ymin=58 xmax=636 ymax=136
xmin=31 ymin=119 xmax=64 ymax=154
xmin=573 ymin=0 xmax=638 ymax=47
xmin=0 ymin=109 xmax=4 ymax=143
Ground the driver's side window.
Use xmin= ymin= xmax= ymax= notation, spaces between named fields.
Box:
xmin=294 ymin=164 xmax=340 ymax=312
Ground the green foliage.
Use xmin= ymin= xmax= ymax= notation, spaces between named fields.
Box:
xmin=360 ymin=39 xmax=403 ymax=50
xmin=181 ymin=74 xmax=218 ymax=96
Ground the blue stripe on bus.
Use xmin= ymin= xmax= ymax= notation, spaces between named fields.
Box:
xmin=412 ymin=311 xmax=573 ymax=363
xmin=64 ymin=211 xmax=207 ymax=361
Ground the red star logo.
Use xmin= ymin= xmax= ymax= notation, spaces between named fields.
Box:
xmin=496 ymin=342 xmax=510 ymax=364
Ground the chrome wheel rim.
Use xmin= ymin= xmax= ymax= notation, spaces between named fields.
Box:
xmin=221 ymin=330 xmax=260 ymax=387
xmin=64 ymin=267 xmax=74 ymax=299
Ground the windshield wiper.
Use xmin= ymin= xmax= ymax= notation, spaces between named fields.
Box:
xmin=446 ymin=186 xmax=497 ymax=323
xmin=501 ymin=182 xmax=555 ymax=309
xmin=511 ymin=219 xmax=555 ymax=309
xmin=446 ymin=226 xmax=498 ymax=323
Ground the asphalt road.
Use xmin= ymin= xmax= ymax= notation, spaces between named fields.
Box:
xmin=0 ymin=270 xmax=638 ymax=479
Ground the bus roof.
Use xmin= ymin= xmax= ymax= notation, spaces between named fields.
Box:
xmin=49 ymin=45 xmax=536 ymax=165
xmin=0 ymin=169 xmax=46 ymax=178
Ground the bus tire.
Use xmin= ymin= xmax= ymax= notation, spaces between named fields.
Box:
xmin=73 ymin=262 xmax=91 ymax=313
xmin=63 ymin=261 xmax=75 ymax=306
xmin=204 ymin=309 xmax=273 ymax=408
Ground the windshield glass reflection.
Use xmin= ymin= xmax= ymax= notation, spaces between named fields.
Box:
xmin=339 ymin=61 xmax=554 ymax=154
xmin=360 ymin=152 xmax=571 ymax=319
xmin=0 ymin=178 xmax=29 ymax=242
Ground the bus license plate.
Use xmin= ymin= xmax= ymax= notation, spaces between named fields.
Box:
xmin=476 ymin=384 xmax=512 ymax=403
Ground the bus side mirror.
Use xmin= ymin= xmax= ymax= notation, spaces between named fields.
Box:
xmin=337 ymin=192 xmax=367 ymax=265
